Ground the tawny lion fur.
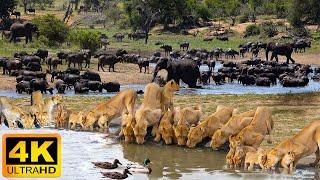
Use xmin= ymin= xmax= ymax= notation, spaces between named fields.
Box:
xmin=83 ymin=89 xmax=137 ymax=132
xmin=210 ymin=109 xmax=256 ymax=149
xmin=264 ymin=120 xmax=320 ymax=170
xmin=185 ymin=105 xmax=234 ymax=148
xmin=229 ymin=106 xmax=274 ymax=149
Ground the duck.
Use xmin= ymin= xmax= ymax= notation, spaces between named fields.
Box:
xmin=92 ymin=159 xmax=122 ymax=169
xmin=126 ymin=158 xmax=152 ymax=174
xmin=101 ymin=169 xmax=132 ymax=179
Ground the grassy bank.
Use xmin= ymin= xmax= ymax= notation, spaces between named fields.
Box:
xmin=2 ymin=26 xmax=320 ymax=57
xmin=11 ymin=92 xmax=320 ymax=147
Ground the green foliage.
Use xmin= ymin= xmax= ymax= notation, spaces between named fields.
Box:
xmin=33 ymin=14 xmax=69 ymax=46
xmin=69 ymin=29 xmax=101 ymax=52
xmin=288 ymin=0 xmax=320 ymax=28
xmin=239 ymin=13 xmax=249 ymax=23
xmin=245 ymin=25 xmax=261 ymax=37
xmin=261 ymin=21 xmax=278 ymax=37
xmin=105 ymin=6 xmax=123 ymax=25
xmin=194 ymin=4 xmax=211 ymax=21
xmin=0 ymin=0 xmax=16 ymax=20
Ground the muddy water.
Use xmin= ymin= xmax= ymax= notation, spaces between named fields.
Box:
xmin=0 ymin=126 xmax=318 ymax=179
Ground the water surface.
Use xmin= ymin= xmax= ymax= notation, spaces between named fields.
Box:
xmin=0 ymin=126 xmax=318 ymax=179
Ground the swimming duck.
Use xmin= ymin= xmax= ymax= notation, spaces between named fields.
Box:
xmin=127 ymin=158 xmax=152 ymax=174
xmin=101 ymin=169 xmax=132 ymax=179
xmin=92 ymin=159 xmax=122 ymax=169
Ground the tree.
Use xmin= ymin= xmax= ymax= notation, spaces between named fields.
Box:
xmin=125 ymin=0 xmax=160 ymax=44
xmin=105 ymin=6 xmax=122 ymax=25
xmin=0 ymin=0 xmax=16 ymax=20
xmin=136 ymin=1 xmax=160 ymax=44
xmin=225 ymin=0 xmax=241 ymax=26
xmin=248 ymin=0 xmax=262 ymax=22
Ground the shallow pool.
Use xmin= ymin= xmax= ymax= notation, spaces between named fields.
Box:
xmin=0 ymin=126 xmax=318 ymax=179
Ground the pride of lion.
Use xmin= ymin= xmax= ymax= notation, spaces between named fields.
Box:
xmin=2 ymin=80 xmax=320 ymax=173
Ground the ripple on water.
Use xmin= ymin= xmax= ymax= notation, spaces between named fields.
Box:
xmin=0 ymin=126 xmax=319 ymax=179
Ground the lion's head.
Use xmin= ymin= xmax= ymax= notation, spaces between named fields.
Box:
xmin=52 ymin=95 xmax=62 ymax=104
xmin=133 ymin=121 xmax=148 ymax=144
xmin=165 ymin=80 xmax=180 ymax=92
xmin=263 ymin=149 xmax=281 ymax=169
xmin=210 ymin=129 xmax=227 ymax=149
xmin=173 ymin=124 xmax=189 ymax=146
xmin=20 ymin=113 xmax=34 ymax=129
xmin=159 ymin=111 xmax=175 ymax=144
xmin=186 ymin=124 xmax=204 ymax=148
xmin=122 ymin=113 xmax=136 ymax=143
xmin=281 ymin=151 xmax=295 ymax=167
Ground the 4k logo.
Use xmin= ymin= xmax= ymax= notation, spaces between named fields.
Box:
xmin=2 ymin=134 xmax=61 ymax=178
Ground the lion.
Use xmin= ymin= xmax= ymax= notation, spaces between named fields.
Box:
xmin=173 ymin=105 xmax=202 ymax=146
xmin=141 ymin=83 xmax=162 ymax=110
xmin=0 ymin=97 xmax=33 ymax=129
xmin=281 ymin=151 xmax=295 ymax=172
xmin=186 ymin=105 xmax=234 ymax=148
xmin=244 ymin=148 xmax=267 ymax=170
xmin=160 ymin=80 xmax=180 ymax=112
xmin=30 ymin=91 xmax=45 ymax=124
xmin=68 ymin=111 xmax=85 ymax=130
xmin=210 ymin=109 xmax=256 ymax=149
xmin=232 ymin=144 xmax=257 ymax=167
xmin=229 ymin=107 xmax=273 ymax=149
xmin=119 ymin=113 xmax=136 ymax=143
xmin=142 ymin=80 xmax=180 ymax=113
xmin=133 ymin=108 xmax=162 ymax=144
xmin=31 ymin=91 xmax=43 ymax=106
xmin=36 ymin=95 xmax=62 ymax=127
xmin=84 ymin=89 xmax=136 ymax=133
xmin=226 ymin=146 xmax=236 ymax=167
xmin=154 ymin=110 xmax=175 ymax=145
xmin=54 ymin=105 xmax=71 ymax=129
xmin=263 ymin=121 xmax=320 ymax=169
xmin=173 ymin=105 xmax=202 ymax=126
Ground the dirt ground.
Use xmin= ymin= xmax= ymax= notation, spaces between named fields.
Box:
xmin=0 ymin=62 xmax=153 ymax=91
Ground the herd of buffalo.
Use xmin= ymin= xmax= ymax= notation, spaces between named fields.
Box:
xmin=0 ymin=37 xmax=317 ymax=95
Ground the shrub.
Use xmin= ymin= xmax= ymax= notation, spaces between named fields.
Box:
xmin=195 ymin=4 xmax=211 ymax=21
xmin=33 ymin=14 xmax=69 ymax=46
xmin=239 ymin=14 xmax=249 ymax=23
xmin=261 ymin=21 xmax=278 ymax=37
xmin=244 ymin=25 xmax=261 ymax=36
xmin=69 ymin=29 xmax=101 ymax=52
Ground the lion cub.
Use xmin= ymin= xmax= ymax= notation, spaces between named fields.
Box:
xmin=281 ymin=152 xmax=295 ymax=172
xmin=120 ymin=113 xmax=136 ymax=143
xmin=154 ymin=110 xmax=175 ymax=145
xmin=68 ymin=111 xmax=86 ymax=130
xmin=244 ymin=148 xmax=267 ymax=170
